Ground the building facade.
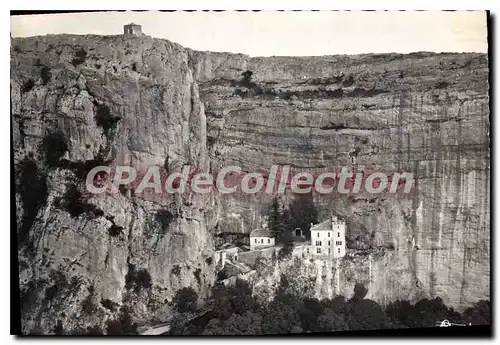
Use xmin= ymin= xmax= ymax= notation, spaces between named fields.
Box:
xmin=310 ymin=215 xmax=346 ymax=258
xmin=124 ymin=23 xmax=143 ymax=36
xmin=250 ymin=228 xmax=275 ymax=251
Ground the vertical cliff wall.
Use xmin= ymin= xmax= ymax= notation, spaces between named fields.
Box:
xmin=12 ymin=34 xmax=489 ymax=334
xmin=189 ymin=50 xmax=490 ymax=309
xmin=12 ymin=35 xmax=215 ymax=334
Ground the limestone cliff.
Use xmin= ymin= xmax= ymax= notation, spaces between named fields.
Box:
xmin=189 ymin=50 xmax=490 ymax=309
xmin=12 ymin=35 xmax=214 ymax=334
xmin=12 ymin=34 xmax=489 ymax=333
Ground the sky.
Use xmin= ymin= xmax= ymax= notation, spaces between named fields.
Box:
xmin=10 ymin=11 xmax=488 ymax=56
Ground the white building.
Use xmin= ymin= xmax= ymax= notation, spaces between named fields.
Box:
xmin=310 ymin=215 xmax=346 ymax=258
xmin=250 ymin=228 xmax=275 ymax=251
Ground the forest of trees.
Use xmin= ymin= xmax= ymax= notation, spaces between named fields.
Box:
xmin=169 ymin=279 xmax=490 ymax=335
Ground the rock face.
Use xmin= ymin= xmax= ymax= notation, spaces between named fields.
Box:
xmin=12 ymin=34 xmax=489 ymax=333
xmin=191 ymin=50 xmax=490 ymax=309
xmin=12 ymin=35 xmax=214 ymax=334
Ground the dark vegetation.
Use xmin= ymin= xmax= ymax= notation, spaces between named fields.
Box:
xmin=40 ymin=65 xmax=51 ymax=85
xmin=170 ymin=279 xmax=490 ymax=335
xmin=228 ymin=71 xmax=385 ymax=100
xmin=268 ymin=193 xmax=318 ymax=242
xmin=106 ymin=306 xmax=138 ymax=335
xmin=43 ymin=271 xmax=81 ymax=312
xmin=58 ymin=184 xmax=103 ymax=219
xmin=101 ymin=298 xmax=119 ymax=312
xmin=171 ymin=265 xmax=181 ymax=277
xmin=342 ymin=75 xmax=355 ymax=87
xmin=108 ymin=224 xmax=124 ymax=237
xmin=173 ymin=287 xmax=199 ymax=313
xmin=155 ymin=209 xmax=175 ymax=232
xmin=16 ymin=159 xmax=48 ymax=254
xmin=71 ymin=48 xmax=87 ymax=66
xmin=21 ymin=79 xmax=35 ymax=93
xmin=42 ymin=131 xmax=68 ymax=167
xmin=20 ymin=279 xmax=46 ymax=316
xmin=125 ymin=264 xmax=152 ymax=293
xmin=435 ymin=80 xmax=450 ymax=89
xmin=320 ymin=123 xmax=349 ymax=130
xmin=64 ymin=157 xmax=112 ymax=179
xmin=267 ymin=194 xmax=318 ymax=259
xmin=214 ymin=232 xmax=249 ymax=249
xmin=146 ymin=208 xmax=177 ymax=240
xmin=94 ymin=104 xmax=121 ymax=137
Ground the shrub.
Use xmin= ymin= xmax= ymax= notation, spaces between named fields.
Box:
xmin=71 ymin=48 xmax=87 ymax=66
xmin=171 ymin=265 xmax=181 ymax=277
xmin=205 ymin=257 xmax=213 ymax=265
xmin=106 ymin=306 xmax=138 ymax=335
xmin=125 ymin=264 xmax=152 ymax=293
xmin=40 ymin=66 xmax=51 ymax=85
xmin=108 ymin=224 xmax=124 ymax=237
xmin=101 ymin=298 xmax=119 ymax=311
xmin=66 ymin=158 xmax=112 ymax=180
xmin=42 ymin=132 xmax=68 ymax=167
xmin=21 ymin=79 xmax=35 ymax=93
xmin=155 ymin=209 xmax=175 ymax=231
xmin=61 ymin=185 xmax=87 ymax=218
xmin=95 ymin=104 xmax=121 ymax=136
xmin=342 ymin=75 xmax=355 ymax=87
xmin=435 ymin=80 xmax=450 ymax=89
xmin=241 ymin=70 xmax=254 ymax=87
xmin=173 ymin=287 xmax=198 ymax=313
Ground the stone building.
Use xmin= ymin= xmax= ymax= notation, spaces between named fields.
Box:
xmin=310 ymin=215 xmax=346 ymax=258
xmin=124 ymin=23 xmax=143 ymax=36
xmin=249 ymin=227 xmax=275 ymax=251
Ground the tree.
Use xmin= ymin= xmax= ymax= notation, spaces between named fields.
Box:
xmin=261 ymin=300 xmax=302 ymax=335
xmin=288 ymin=193 xmax=318 ymax=239
xmin=268 ymin=196 xmax=290 ymax=243
xmin=350 ymin=283 xmax=368 ymax=303
xmin=106 ymin=306 xmax=138 ymax=335
xmin=347 ymin=299 xmax=388 ymax=330
xmin=317 ymin=310 xmax=349 ymax=332
xmin=202 ymin=311 xmax=263 ymax=335
xmin=463 ymin=300 xmax=490 ymax=325
xmin=173 ymin=287 xmax=198 ymax=313
xmin=278 ymin=231 xmax=295 ymax=260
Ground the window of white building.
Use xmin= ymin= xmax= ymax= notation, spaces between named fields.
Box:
xmin=268 ymin=239 xmax=270 ymax=244
xmin=338 ymin=248 xmax=341 ymax=253
xmin=328 ymin=232 xmax=331 ymax=237
xmin=337 ymin=232 xmax=340 ymax=237
xmin=315 ymin=241 xmax=322 ymax=246
xmin=317 ymin=247 xmax=321 ymax=254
